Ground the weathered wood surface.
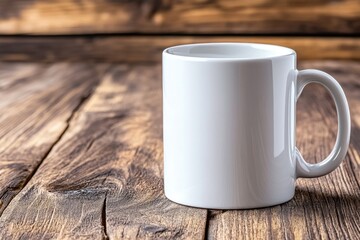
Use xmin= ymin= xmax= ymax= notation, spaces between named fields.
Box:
xmin=0 ymin=63 xmax=101 ymax=215
xmin=0 ymin=37 xmax=359 ymax=63
xmin=0 ymin=0 xmax=359 ymax=34
xmin=0 ymin=65 xmax=207 ymax=239
xmin=0 ymin=61 xmax=359 ymax=239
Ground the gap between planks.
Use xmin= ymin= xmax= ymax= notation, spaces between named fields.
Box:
xmin=102 ymin=192 xmax=109 ymax=240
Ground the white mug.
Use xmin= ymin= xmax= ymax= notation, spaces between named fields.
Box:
xmin=162 ymin=43 xmax=350 ymax=209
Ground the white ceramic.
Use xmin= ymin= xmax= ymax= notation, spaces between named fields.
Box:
xmin=162 ymin=43 xmax=350 ymax=209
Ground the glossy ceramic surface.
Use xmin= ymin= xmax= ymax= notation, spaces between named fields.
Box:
xmin=162 ymin=43 xmax=350 ymax=209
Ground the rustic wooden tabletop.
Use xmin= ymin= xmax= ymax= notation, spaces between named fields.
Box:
xmin=0 ymin=60 xmax=358 ymax=239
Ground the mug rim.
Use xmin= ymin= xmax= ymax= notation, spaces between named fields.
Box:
xmin=163 ymin=42 xmax=296 ymax=61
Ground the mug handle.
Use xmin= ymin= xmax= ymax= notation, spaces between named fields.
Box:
xmin=295 ymin=69 xmax=351 ymax=178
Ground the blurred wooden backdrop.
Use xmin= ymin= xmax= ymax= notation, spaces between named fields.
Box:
xmin=0 ymin=0 xmax=359 ymax=62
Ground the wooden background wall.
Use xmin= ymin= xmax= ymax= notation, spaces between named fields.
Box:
xmin=0 ymin=0 xmax=359 ymax=62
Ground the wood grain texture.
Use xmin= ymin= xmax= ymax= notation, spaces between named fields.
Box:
xmin=0 ymin=65 xmax=207 ymax=239
xmin=0 ymin=37 xmax=359 ymax=63
xmin=0 ymin=0 xmax=359 ymax=34
xmin=0 ymin=63 xmax=101 ymax=216
xmin=0 ymin=61 xmax=359 ymax=239
xmin=208 ymin=61 xmax=360 ymax=239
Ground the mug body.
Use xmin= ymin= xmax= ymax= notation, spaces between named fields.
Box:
xmin=163 ymin=43 xmax=297 ymax=209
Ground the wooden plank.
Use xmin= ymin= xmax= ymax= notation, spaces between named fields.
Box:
xmin=0 ymin=63 xmax=100 ymax=216
xmin=0 ymin=65 xmax=207 ymax=239
xmin=0 ymin=37 xmax=359 ymax=63
xmin=0 ymin=0 xmax=359 ymax=34
xmin=208 ymin=61 xmax=360 ymax=239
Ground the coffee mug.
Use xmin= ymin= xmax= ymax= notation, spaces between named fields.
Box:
xmin=162 ymin=43 xmax=350 ymax=209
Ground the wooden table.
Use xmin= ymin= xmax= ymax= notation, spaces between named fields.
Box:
xmin=0 ymin=61 xmax=359 ymax=239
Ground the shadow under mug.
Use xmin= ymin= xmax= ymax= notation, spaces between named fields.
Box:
xmin=162 ymin=43 xmax=350 ymax=209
